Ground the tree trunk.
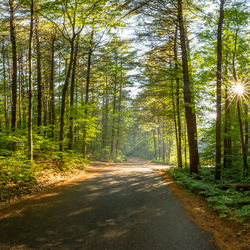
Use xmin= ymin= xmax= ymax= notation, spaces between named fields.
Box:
xmin=68 ymin=36 xmax=79 ymax=150
xmin=110 ymin=76 xmax=117 ymax=156
xmin=177 ymin=0 xmax=198 ymax=174
xmin=49 ymin=35 xmax=55 ymax=140
xmin=9 ymin=0 xmax=17 ymax=130
xmin=157 ymin=124 xmax=161 ymax=161
xmin=237 ymin=102 xmax=248 ymax=176
xmin=59 ymin=40 xmax=75 ymax=152
xmin=35 ymin=16 xmax=42 ymax=129
xmin=174 ymin=24 xmax=183 ymax=168
xmin=2 ymin=42 xmax=9 ymax=130
xmin=223 ymin=86 xmax=231 ymax=168
xmin=244 ymin=104 xmax=248 ymax=176
xmin=28 ymin=0 xmax=34 ymax=161
xmin=153 ymin=129 xmax=157 ymax=160
xmin=162 ymin=127 xmax=166 ymax=162
xmin=115 ymin=65 xmax=123 ymax=155
xmin=18 ymin=51 xmax=24 ymax=128
xmin=171 ymin=80 xmax=179 ymax=165
xmin=101 ymin=75 xmax=109 ymax=150
xmin=215 ymin=0 xmax=225 ymax=180
xmin=83 ymin=28 xmax=94 ymax=157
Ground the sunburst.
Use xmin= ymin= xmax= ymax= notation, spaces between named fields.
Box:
xmin=227 ymin=78 xmax=249 ymax=107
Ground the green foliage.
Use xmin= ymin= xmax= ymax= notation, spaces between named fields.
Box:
xmin=0 ymin=131 xmax=26 ymax=156
xmin=167 ymin=167 xmax=250 ymax=223
xmin=0 ymin=155 xmax=37 ymax=200
xmin=0 ymin=150 xmax=89 ymax=201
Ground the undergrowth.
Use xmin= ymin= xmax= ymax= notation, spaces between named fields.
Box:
xmin=0 ymin=151 xmax=90 ymax=201
xmin=167 ymin=167 xmax=250 ymax=225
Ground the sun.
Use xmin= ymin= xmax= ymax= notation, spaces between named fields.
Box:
xmin=232 ymin=83 xmax=244 ymax=96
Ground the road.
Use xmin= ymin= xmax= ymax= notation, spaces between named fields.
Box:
xmin=0 ymin=160 xmax=216 ymax=249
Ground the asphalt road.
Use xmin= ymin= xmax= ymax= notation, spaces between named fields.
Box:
xmin=0 ymin=161 xmax=216 ymax=250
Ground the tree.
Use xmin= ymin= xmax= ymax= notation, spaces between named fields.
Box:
xmin=28 ymin=0 xmax=34 ymax=161
xmin=177 ymin=0 xmax=199 ymax=174
xmin=215 ymin=0 xmax=225 ymax=180
xmin=9 ymin=0 xmax=17 ymax=130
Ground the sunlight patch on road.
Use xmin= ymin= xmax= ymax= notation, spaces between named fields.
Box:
xmin=68 ymin=207 xmax=93 ymax=217
xmin=150 ymin=165 xmax=172 ymax=170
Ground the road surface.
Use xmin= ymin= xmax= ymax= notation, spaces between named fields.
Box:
xmin=0 ymin=160 xmax=216 ymax=249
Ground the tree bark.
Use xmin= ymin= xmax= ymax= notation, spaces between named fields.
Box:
xmin=35 ymin=16 xmax=42 ymax=129
xmin=174 ymin=24 xmax=183 ymax=168
xmin=18 ymin=51 xmax=24 ymax=128
xmin=237 ymin=102 xmax=248 ymax=176
xmin=49 ymin=35 xmax=55 ymax=140
xmin=244 ymin=104 xmax=248 ymax=176
xmin=83 ymin=28 xmax=94 ymax=157
xmin=153 ymin=129 xmax=157 ymax=160
xmin=215 ymin=0 xmax=225 ymax=180
xmin=28 ymin=0 xmax=34 ymax=161
xmin=59 ymin=40 xmax=75 ymax=152
xmin=101 ymin=75 xmax=109 ymax=150
xmin=177 ymin=0 xmax=198 ymax=174
xmin=69 ymin=36 xmax=79 ymax=150
xmin=9 ymin=0 xmax=17 ymax=130
xmin=110 ymin=73 xmax=117 ymax=156
xmin=115 ymin=79 xmax=122 ymax=155
xmin=2 ymin=42 xmax=9 ymax=130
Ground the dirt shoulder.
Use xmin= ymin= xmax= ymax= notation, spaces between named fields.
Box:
xmin=158 ymin=170 xmax=250 ymax=250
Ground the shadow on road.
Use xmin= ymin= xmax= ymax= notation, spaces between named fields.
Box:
xmin=0 ymin=161 xmax=215 ymax=250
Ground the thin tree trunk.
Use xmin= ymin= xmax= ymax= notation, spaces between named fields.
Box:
xmin=43 ymin=80 xmax=48 ymax=127
xmin=177 ymin=0 xmax=198 ymax=174
xmin=171 ymin=80 xmax=179 ymax=165
xmin=2 ymin=42 xmax=9 ymax=129
xmin=28 ymin=0 xmax=34 ymax=161
xmin=35 ymin=16 xmax=42 ymax=129
xmin=174 ymin=24 xmax=183 ymax=168
xmin=69 ymin=36 xmax=79 ymax=150
xmin=115 ymin=67 xmax=123 ymax=155
xmin=244 ymin=104 xmax=248 ymax=176
xmin=18 ymin=51 xmax=24 ymax=128
xmin=49 ymin=35 xmax=55 ymax=140
xmin=101 ymin=76 xmax=109 ymax=150
xmin=162 ymin=128 xmax=166 ymax=162
xmin=9 ymin=0 xmax=17 ymax=130
xmin=157 ymin=124 xmax=161 ymax=161
xmin=215 ymin=0 xmax=225 ymax=180
xmin=224 ymin=86 xmax=231 ymax=168
xmin=110 ymin=76 xmax=117 ymax=156
xmin=59 ymin=40 xmax=75 ymax=152
xmin=153 ymin=129 xmax=157 ymax=160
xmin=83 ymin=28 xmax=94 ymax=157
xmin=237 ymin=101 xmax=248 ymax=176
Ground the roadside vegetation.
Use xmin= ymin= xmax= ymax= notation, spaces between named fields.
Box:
xmin=167 ymin=167 xmax=250 ymax=226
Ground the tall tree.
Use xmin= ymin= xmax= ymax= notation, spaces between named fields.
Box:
xmin=83 ymin=27 xmax=94 ymax=157
xmin=215 ymin=0 xmax=225 ymax=180
xmin=35 ymin=16 xmax=42 ymax=129
xmin=177 ymin=0 xmax=198 ymax=174
xmin=9 ymin=0 xmax=17 ymax=130
xmin=28 ymin=0 xmax=34 ymax=161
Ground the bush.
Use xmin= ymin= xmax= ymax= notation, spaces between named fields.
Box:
xmin=167 ymin=167 xmax=250 ymax=223
xmin=0 ymin=155 xmax=37 ymax=200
